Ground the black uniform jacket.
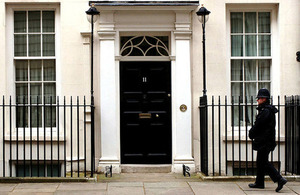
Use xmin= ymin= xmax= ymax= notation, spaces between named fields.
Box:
xmin=249 ymin=103 xmax=278 ymax=151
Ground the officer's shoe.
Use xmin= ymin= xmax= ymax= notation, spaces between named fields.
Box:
xmin=248 ymin=183 xmax=265 ymax=189
xmin=275 ymin=178 xmax=287 ymax=192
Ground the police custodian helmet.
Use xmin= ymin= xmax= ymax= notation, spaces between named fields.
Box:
xmin=256 ymin=88 xmax=270 ymax=99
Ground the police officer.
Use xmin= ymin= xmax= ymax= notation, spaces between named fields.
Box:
xmin=248 ymin=88 xmax=287 ymax=192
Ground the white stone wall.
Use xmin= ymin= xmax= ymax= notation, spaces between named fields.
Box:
xmin=0 ymin=0 xmax=299 ymax=174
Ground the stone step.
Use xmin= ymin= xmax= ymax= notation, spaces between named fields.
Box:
xmin=121 ymin=165 xmax=172 ymax=173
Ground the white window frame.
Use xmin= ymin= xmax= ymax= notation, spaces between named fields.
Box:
xmin=6 ymin=4 xmax=61 ymax=138
xmin=230 ymin=10 xmax=272 ymax=98
xmin=226 ymin=4 xmax=280 ymax=133
xmin=230 ymin=11 xmax=272 ymax=58
xmin=230 ymin=59 xmax=272 ymax=102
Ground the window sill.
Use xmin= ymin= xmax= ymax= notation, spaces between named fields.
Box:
xmin=222 ymin=135 xmax=285 ymax=142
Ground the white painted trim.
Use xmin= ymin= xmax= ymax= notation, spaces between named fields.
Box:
xmin=119 ymin=32 xmax=171 ymax=37
xmin=226 ymin=3 xmax=280 ymax=97
xmin=270 ymin=5 xmax=280 ymax=97
xmin=98 ymin=31 xmax=120 ymax=167
xmin=170 ymin=31 xmax=176 ymax=168
xmin=97 ymin=9 xmax=195 ymax=173
xmin=5 ymin=4 xmax=61 ymax=132
xmin=115 ymin=56 xmax=175 ymax=61
xmin=95 ymin=5 xmax=198 ymax=11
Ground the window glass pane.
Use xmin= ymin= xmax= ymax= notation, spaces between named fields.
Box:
xmin=233 ymin=106 xmax=243 ymax=127
xmin=258 ymin=60 xmax=271 ymax=80
xmin=16 ymin=165 xmax=45 ymax=177
xmin=44 ymin=83 xmax=56 ymax=104
xmin=47 ymin=165 xmax=59 ymax=177
xmin=245 ymin=35 xmax=257 ymax=56
xmin=246 ymin=105 xmax=256 ymax=126
xmin=28 ymin=11 xmax=41 ymax=33
xmin=231 ymin=12 xmax=243 ymax=33
xmin=258 ymin=12 xmax=270 ymax=33
xmin=157 ymin=36 xmax=169 ymax=50
xmin=45 ymin=106 xmax=56 ymax=127
xmin=42 ymin=11 xmax=55 ymax=32
xmin=146 ymin=47 xmax=166 ymax=56
xmin=16 ymin=165 xmax=30 ymax=177
xmin=231 ymin=82 xmax=243 ymax=103
xmin=121 ymin=47 xmax=131 ymax=56
xmin=16 ymin=60 xmax=28 ymax=81
xmin=157 ymin=46 xmax=169 ymax=56
xmin=44 ymin=60 xmax=56 ymax=81
xmin=32 ymin=165 xmax=45 ymax=176
xmin=30 ymin=60 xmax=42 ymax=81
xmin=244 ymin=60 xmax=256 ymax=81
xmin=16 ymin=83 xmax=28 ymax=104
xmin=30 ymin=106 xmax=42 ymax=128
xmin=16 ymin=106 xmax=28 ymax=128
xmin=14 ymin=11 xmax=26 ymax=33
xmin=231 ymin=35 xmax=243 ymax=56
xmin=30 ymin=83 xmax=42 ymax=104
xmin=120 ymin=36 xmax=142 ymax=56
xmin=258 ymin=82 xmax=271 ymax=92
xmin=29 ymin=35 xmax=41 ymax=56
xmin=231 ymin=60 xmax=243 ymax=81
xmin=14 ymin=34 xmax=27 ymax=56
xmin=43 ymin=35 xmax=55 ymax=56
xmin=130 ymin=48 xmax=144 ymax=56
xmin=144 ymin=36 xmax=167 ymax=56
xmin=258 ymin=35 xmax=271 ymax=56
xmin=245 ymin=82 xmax=256 ymax=103
xmin=245 ymin=12 xmax=256 ymax=33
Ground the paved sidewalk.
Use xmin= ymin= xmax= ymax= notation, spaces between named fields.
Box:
xmin=0 ymin=173 xmax=299 ymax=195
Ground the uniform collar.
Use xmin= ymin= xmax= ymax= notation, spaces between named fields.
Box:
xmin=257 ymin=102 xmax=270 ymax=110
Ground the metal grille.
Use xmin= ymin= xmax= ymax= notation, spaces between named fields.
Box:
xmin=0 ymin=96 xmax=94 ymax=177
xmin=200 ymin=95 xmax=300 ymax=176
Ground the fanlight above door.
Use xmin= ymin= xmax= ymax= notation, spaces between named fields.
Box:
xmin=120 ymin=36 xmax=170 ymax=56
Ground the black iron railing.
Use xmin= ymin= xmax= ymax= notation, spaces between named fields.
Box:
xmin=200 ymin=95 xmax=300 ymax=176
xmin=0 ymin=96 xmax=94 ymax=177
xmin=199 ymin=95 xmax=208 ymax=175
xmin=285 ymin=96 xmax=300 ymax=175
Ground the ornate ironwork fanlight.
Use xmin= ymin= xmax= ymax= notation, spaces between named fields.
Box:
xmin=120 ymin=36 xmax=170 ymax=56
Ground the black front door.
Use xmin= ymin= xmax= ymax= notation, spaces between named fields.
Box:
xmin=120 ymin=61 xmax=172 ymax=164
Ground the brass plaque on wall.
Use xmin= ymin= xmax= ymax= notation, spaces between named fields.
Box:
xmin=180 ymin=104 xmax=187 ymax=112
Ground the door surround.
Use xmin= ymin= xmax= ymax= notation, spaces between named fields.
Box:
xmin=97 ymin=8 xmax=196 ymax=173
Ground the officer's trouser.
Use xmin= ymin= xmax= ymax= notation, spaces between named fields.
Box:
xmin=256 ymin=148 xmax=282 ymax=185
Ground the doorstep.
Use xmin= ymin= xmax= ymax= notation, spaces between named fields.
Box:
xmin=121 ymin=164 xmax=172 ymax=173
